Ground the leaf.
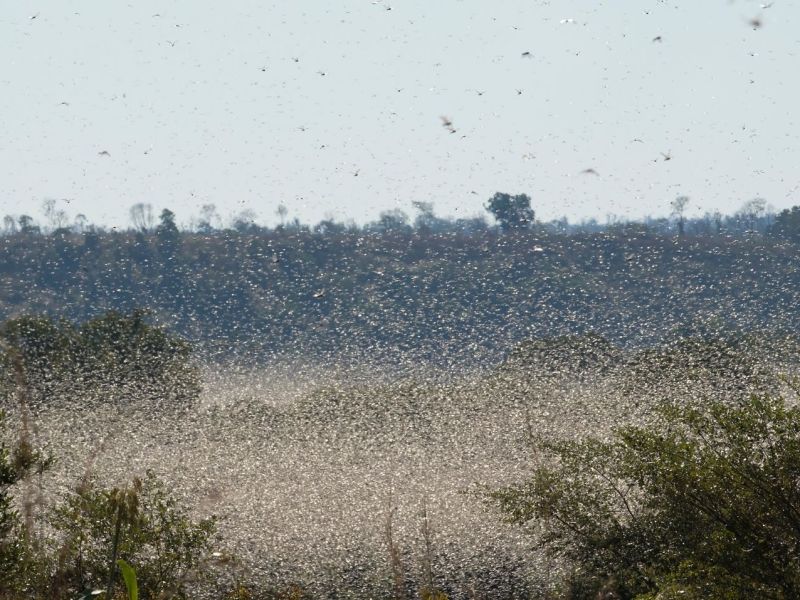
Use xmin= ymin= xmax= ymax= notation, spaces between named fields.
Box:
xmin=117 ymin=559 xmax=138 ymax=600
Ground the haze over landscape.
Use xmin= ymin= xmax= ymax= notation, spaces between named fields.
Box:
xmin=3 ymin=2 xmax=800 ymax=599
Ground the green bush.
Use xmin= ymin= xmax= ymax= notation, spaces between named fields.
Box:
xmin=0 ymin=409 xmax=52 ymax=597
xmin=488 ymin=391 xmax=800 ymax=599
xmin=0 ymin=327 xmax=219 ymax=599
xmin=0 ymin=410 xmax=26 ymax=593
xmin=621 ymin=334 xmax=782 ymax=400
xmin=0 ymin=310 xmax=200 ymax=410
xmin=49 ymin=470 xmax=218 ymax=599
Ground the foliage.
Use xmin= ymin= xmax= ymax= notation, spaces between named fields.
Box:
xmin=0 ymin=411 xmax=27 ymax=593
xmin=488 ymin=392 xmax=800 ymax=599
xmin=484 ymin=192 xmax=534 ymax=232
xmin=771 ymin=205 xmax=800 ymax=242
xmin=117 ymin=558 xmax=139 ymax=600
xmin=2 ymin=211 xmax=800 ymax=363
xmin=1 ymin=408 xmax=218 ymax=600
xmin=503 ymin=333 xmax=622 ymax=380
xmin=49 ymin=470 xmax=218 ymax=599
xmin=621 ymin=333 xmax=784 ymax=400
xmin=0 ymin=310 xmax=201 ymax=410
xmin=0 ymin=409 xmax=52 ymax=596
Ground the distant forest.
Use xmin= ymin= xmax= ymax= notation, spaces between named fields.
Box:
xmin=3 ymin=193 xmax=800 ymax=365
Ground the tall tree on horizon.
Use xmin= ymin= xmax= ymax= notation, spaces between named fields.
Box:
xmin=485 ymin=192 xmax=535 ymax=232
xmin=670 ymin=196 xmax=690 ymax=237
xmin=129 ymin=203 xmax=155 ymax=233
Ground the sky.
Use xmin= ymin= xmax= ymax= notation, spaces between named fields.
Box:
xmin=1 ymin=0 xmax=798 ymax=229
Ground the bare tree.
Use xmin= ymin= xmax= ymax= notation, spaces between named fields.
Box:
xmin=670 ymin=196 xmax=690 ymax=236
xmin=73 ymin=213 xmax=88 ymax=233
xmin=3 ymin=215 xmax=17 ymax=234
xmin=42 ymin=199 xmax=56 ymax=228
xmin=276 ymin=203 xmax=288 ymax=226
xmin=42 ymin=199 xmax=69 ymax=232
xmin=738 ymin=198 xmax=767 ymax=233
xmin=129 ymin=203 xmax=155 ymax=232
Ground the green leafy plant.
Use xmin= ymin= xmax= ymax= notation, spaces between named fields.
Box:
xmin=0 ymin=339 xmax=53 ymax=597
xmin=117 ymin=559 xmax=138 ymax=600
xmin=0 ymin=310 xmax=200 ymax=411
xmin=50 ymin=470 xmax=218 ymax=599
xmin=0 ymin=410 xmax=28 ymax=594
xmin=488 ymin=391 xmax=800 ymax=599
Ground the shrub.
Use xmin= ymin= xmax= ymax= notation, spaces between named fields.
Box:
xmin=0 ymin=410 xmax=26 ymax=593
xmin=488 ymin=391 xmax=800 ymax=599
xmin=49 ymin=470 xmax=218 ymax=599
xmin=0 ymin=310 xmax=200 ymax=411
xmin=0 ymin=408 xmax=53 ymax=597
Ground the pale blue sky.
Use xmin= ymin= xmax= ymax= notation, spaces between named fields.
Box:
xmin=1 ymin=0 xmax=798 ymax=228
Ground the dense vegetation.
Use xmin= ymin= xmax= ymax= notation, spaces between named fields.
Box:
xmin=1 ymin=310 xmax=799 ymax=598
xmin=1 ymin=197 xmax=800 ymax=364
xmin=2 ymin=196 xmax=799 ymax=597
xmin=0 ymin=425 xmax=222 ymax=599
xmin=0 ymin=310 xmax=199 ymax=411
xmin=489 ymin=393 xmax=800 ymax=599
xmin=0 ymin=315 xmax=219 ymax=599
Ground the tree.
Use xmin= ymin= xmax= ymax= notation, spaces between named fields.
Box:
xmin=129 ymin=203 xmax=155 ymax=233
xmin=620 ymin=333 xmax=780 ymax=403
xmin=737 ymin=198 xmax=767 ymax=234
xmin=196 ymin=203 xmax=220 ymax=234
xmin=231 ymin=210 xmax=260 ymax=233
xmin=0 ymin=311 xmax=201 ymax=411
xmin=488 ymin=391 xmax=800 ymax=599
xmin=412 ymin=201 xmax=443 ymax=232
xmin=42 ymin=199 xmax=69 ymax=233
xmin=0 ymin=411 xmax=29 ymax=593
xmin=275 ymin=202 xmax=289 ymax=225
xmin=72 ymin=213 xmax=88 ymax=234
xmin=313 ymin=218 xmax=346 ymax=235
xmin=770 ymin=205 xmax=800 ymax=242
xmin=276 ymin=203 xmax=288 ymax=227
xmin=503 ymin=333 xmax=622 ymax=380
xmin=50 ymin=471 xmax=218 ymax=599
xmin=485 ymin=192 xmax=534 ymax=232
xmin=2 ymin=215 xmax=17 ymax=235
xmin=0 ymin=334 xmax=215 ymax=598
xmin=373 ymin=209 xmax=411 ymax=233
xmin=156 ymin=209 xmax=180 ymax=256
xmin=0 ymin=341 xmax=51 ymax=594
xmin=18 ymin=215 xmax=40 ymax=235
xmin=670 ymin=196 xmax=689 ymax=237
xmin=711 ymin=210 xmax=723 ymax=234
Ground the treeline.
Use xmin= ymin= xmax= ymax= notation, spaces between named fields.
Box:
xmin=1 ymin=193 xmax=793 ymax=238
xmin=2 ymin=193 xmax=800 ymax=364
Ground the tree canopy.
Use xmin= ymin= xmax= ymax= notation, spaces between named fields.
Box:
xmin=488 ymin=391 xmax=800 ymax=599
xmin=772 ymin=206 xmax=800 ymax=242
xmin=0 ymin=310 xmax=200 ymax=411
xmin=484 ymin=192 xmax=535 ymax=231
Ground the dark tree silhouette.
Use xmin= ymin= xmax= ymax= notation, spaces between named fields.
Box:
xmin=670 ymin=196 xmax=689 ymax=237
xmin=485 ymin=192 xmax=534 ymax=232
xmin=771 ymin=205 xmax=800 ymax=241
xmin=155 ymin=208 xmax=180 ymax=255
